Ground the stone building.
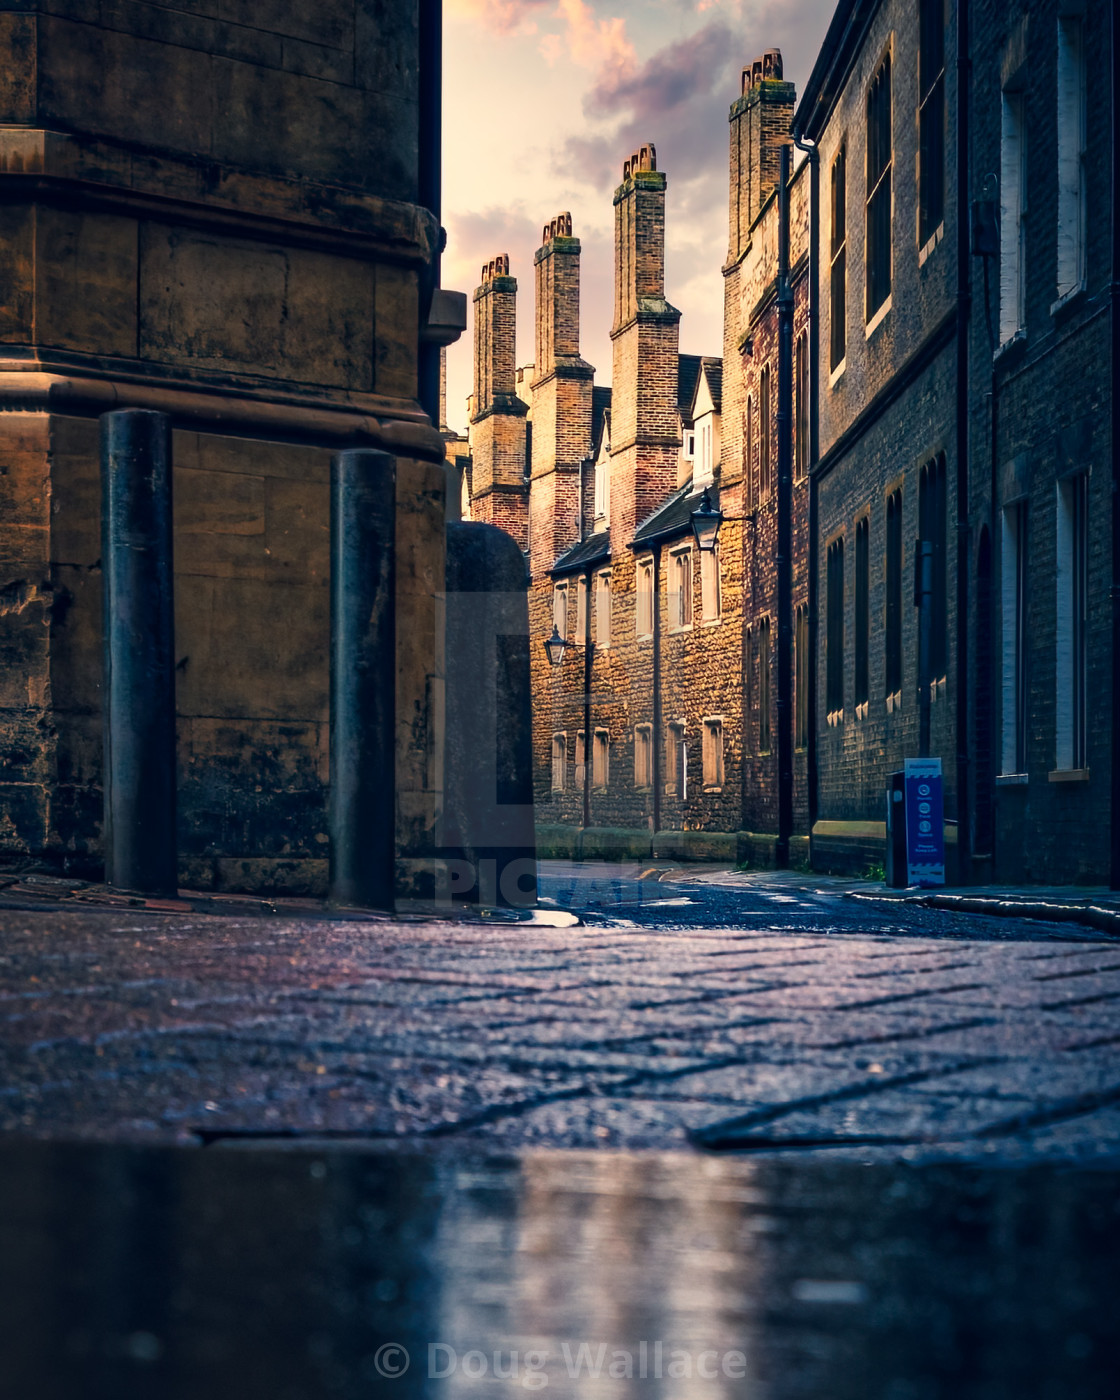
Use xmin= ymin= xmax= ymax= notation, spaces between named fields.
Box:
xmin=794 ymin=0 xmax=1117 ymax=885
xmin=462 ymin=59 xmax=813 ymax=863
xmin=794 ymin=0 xmax=969 ymax=877
xmin=0 ymin=2 xmax=463 ymax=894
xmin=963 ymin=0 xmax=1116 ymax=883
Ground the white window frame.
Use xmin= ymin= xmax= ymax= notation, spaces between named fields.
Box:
xmin=592 ymin=729 xmax=610 ymax=789
xmin=1000 ymin=90 xmax=1027 ymax=344
xmin=576 ymin=575 xmax=589 ymax=644
xmin=594 ymin=454 xmax=610 ymax=522
xmin=634 ymin=724 xmax=652 ymax=788
xmin=551 ymin=733 xmax=567 ymax=791
xmin=1055 ymin=16 xmax=1086 ymax=305
xmin=702 ymin=717 xmax=725 ymax=790
xmin=701 ymin=543 xmax=721 ymax=622
xmin=636 ymin=558 xmax=654 ymax=639
xmin=1055 ymin=473 xmax=1088 ymax=773
xmin=670 ymin=547 xmax=693 ymax=630
xmin=553 ymin=583 xmax=568 ymax=640
xmin=1000 ymin=501 xmax=1028 ymax=776
xmin=665 ymin=721 xmax=685 ymax=795
xmin=594 ymin=569 xmax=611 ymax=649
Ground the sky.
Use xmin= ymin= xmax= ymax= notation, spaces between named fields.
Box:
xmin=440 ymin=0 xmax=837 ymax=434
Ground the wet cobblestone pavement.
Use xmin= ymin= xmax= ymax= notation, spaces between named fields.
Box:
xmin=2 ymin=1139 xmax=1118 ymax=1400
xmin=2 ymin=867 xmax=1118 ymax=1161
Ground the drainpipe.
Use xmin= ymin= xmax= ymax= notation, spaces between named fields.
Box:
xmin=792 ymin=132 xmax=820 ymax=851
xmin=1111 ymin=0 xmax=1120 ymax=887
xmin=955 ymin=0 xmax=972 ymax=882
xmin=652 ymin=545 xmax=663 ymax=836
xmin=776 ymin=143 xmax=794 ymax=868
xmin=583 ymin=570 xmax=594 ymax=830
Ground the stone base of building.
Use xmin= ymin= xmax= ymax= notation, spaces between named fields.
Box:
xmin=536 ymin=824 xmax=810 ymax=868
xmin=810 ymin=821 xmax=960 ymax=884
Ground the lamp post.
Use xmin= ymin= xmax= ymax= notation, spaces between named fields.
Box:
xmin=690 ymin=488 xmax=723 ymax=552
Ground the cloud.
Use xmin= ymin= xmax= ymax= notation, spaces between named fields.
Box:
xmin=542 ymin=0 xmax=636 ymax=81
xmin=445 ymin=0 xmax=552 ymax=36
xmin=557 ymin=18 xmax=739 ymax=203
xmin=587 ymin=18 xmax=737 ymax=120
xmin=444 ymin=204 xmax=546 ymax=286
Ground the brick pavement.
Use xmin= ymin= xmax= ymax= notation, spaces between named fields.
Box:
xmin=2 ymin=892 xmax=1119 ymax=1162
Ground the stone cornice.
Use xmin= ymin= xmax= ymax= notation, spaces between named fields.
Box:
xmin=0 ymin=128 xmax=439 ymax=267
xmin=0 ymin=357 xmax=446 ymax=461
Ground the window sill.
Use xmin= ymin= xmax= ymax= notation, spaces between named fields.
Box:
xmin=885 ymin=689 xmax=902 ymax=714
xmin=994 ymin=330 xmax=1027 ymax=367
xmin=668 ymin=624 xmax=694 ymax=635
xmin=636 ymin=631 xmax=653 ymax=643
xmin=854 ymin=699 xmax=869 ymax=720
xmin=865 ymin=294 xmax=892 ymax=339
xmin=918 ymin=222 xmax=945 ymax=266
xmin=829 ymin=358 xmax=847 ymax=388
xmin=996 ymin=773 xmax=1029 ymax=786
xmin=702 ymin=617 xmax=722 ymax=628
xmin=703 ymin=785 xmax=724 ymax=795
xmin=1048 ymin=768 xmax=1090 ymax=783
xmin=826 ymin=709 xmax=844 ymax=727
xmin=1050 ymin=281 xmax=1086 ymax=318
xmin=929 ymin=675 xmax=947 ymax=703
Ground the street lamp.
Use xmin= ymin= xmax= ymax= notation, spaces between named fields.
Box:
xmin=690 ymin=488 xmax=723 ymax=552
xmin=543 ymin=624 xmax=568 ymax=667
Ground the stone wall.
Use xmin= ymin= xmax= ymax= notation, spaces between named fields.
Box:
xmin=0 ymin=1 xmax=449 ymax=893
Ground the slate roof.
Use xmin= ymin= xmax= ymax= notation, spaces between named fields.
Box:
xmin=550 ymin=530 xmax=611 ymax=576
xmin=591 ymin=385 xmax=612 ymax=456
xmin=631 ymin=482 xmax=720 ymax=548
xmin=698 ymin=356 xmax=723 ymax=414
xmin=677 ymin=355 xmax=703 ymax=419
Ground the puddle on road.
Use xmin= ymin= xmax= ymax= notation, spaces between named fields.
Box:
xmin=0 ymin=1140 xmax=1115 ymax=1400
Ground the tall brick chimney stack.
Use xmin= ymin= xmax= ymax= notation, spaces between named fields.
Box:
xmin=609 ymin=144 xmax=681 ymax=544
xmin=470 ymin=254 xmax=529 ymax=548
xmin=529 ymin=213 xmax=594 ymax=575
xmin=727 ymin=49 xmax=795 ymax=264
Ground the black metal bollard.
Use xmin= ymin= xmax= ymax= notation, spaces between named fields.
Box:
xmin=329 ymin=449 xmax=397 ymax=909
xmin=442 ymin=522 xmax=537 ymax=909
xmin=100 ymin=409 xmax=178 ymax=894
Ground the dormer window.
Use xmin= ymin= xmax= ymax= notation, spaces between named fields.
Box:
xmin=594 ymin=454 xmax=609 ymax=522
xmin=683 ymin=431 xmax=696 ymax=460
xmin=694 ymin=419 xmax=714 ymax=489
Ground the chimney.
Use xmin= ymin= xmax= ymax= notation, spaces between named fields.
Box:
xmin=727 ymin=48 xmax=795 ymax=264
xmin=610 ymin=143 xmax=681 ymax=542
xmin=468 ymin=254 xmax=529 ymax=548
xmin=528 ymin=212 xmax=594 ymax=576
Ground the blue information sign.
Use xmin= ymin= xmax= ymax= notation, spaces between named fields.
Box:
xmin=904 ymin=757 xmax=945 ymax=886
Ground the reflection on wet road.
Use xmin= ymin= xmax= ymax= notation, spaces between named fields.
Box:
xmin=1 ymin=1139 xmax=1116 ymax=1400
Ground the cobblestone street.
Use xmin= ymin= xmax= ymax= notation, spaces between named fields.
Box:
xmin=3 ymin=867 xmax=1118 ymax=1162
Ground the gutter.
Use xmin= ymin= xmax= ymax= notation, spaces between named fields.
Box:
xmin=791 ymin=132 xmax=821 ymax=847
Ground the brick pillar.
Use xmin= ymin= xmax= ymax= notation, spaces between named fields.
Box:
xmin=528 ymin=213 xmax=594 ymax=577
xmin=470 ymin=254 xmax=529 ymax=549
xmin=728 ymin=49 xmax=795 ymax=264
xmin=609 ymin=144 xmax=681 ymax=547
